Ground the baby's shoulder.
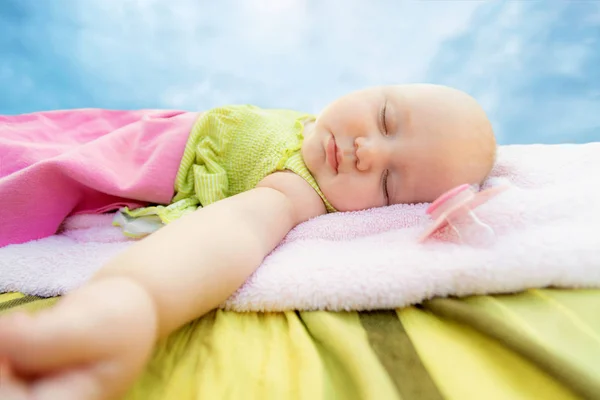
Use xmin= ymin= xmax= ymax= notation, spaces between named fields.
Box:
xmin=203 ymin=104 xmax=310 ymax=120
xmin=257 ymin=171 xmax=326 ymax=222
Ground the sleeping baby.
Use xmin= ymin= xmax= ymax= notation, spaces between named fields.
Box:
xmin=0 ymin=84 xmax=496 ymax=400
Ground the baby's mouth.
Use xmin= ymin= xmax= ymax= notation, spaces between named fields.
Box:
xmin=326 ymin=135 xmax=339 ymax=173
xmin=336 ymin=146 xmax=344 ymax=169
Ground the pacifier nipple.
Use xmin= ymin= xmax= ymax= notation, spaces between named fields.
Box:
xmin=444 ymin=204 xmax=496 ymax=247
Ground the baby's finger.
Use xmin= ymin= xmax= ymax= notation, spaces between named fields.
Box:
xmin=31 ymin=370 xmax=101 ymax=400
xmin=0 ymin=359 xmax=30 ymax=400
xmin=0 ymin=280 xmax=155 ymax=376
xmin=31 ymin=362 xmax=122 ymax=400
xmin=0 ymin=302 xmax=115 ymax=375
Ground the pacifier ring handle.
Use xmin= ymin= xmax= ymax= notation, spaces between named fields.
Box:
xmin=419 ymin=183 xmax=508 ymax=246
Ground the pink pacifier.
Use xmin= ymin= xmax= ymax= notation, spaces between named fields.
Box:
xmin=419 ymin=183 xmax=509 ymax=247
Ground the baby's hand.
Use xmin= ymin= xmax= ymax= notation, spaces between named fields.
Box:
xmin=0 ymin=278 xmax=158 ymax=400
xmin=1 ymin=357 xmax=29 ymax=400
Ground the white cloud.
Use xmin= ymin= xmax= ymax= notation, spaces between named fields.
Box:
xmin=425 ymin=1 xmax=600 ymax=144
xmin=4 ymin=0 xmax=597 ymax=144
xmin=61 ymin=0 xmax=484 ymax=112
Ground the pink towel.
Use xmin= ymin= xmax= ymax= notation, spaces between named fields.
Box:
xmin=1 ymin=139 xmax=599 ymax=311
xmin=0 ymin=109 xmax=198 ymax=247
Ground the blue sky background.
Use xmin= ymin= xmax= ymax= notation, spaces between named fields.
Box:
xmin=1 ymin=0 xmax=599 ymax=145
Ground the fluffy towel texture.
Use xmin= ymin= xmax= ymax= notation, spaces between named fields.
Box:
xmin=0 ymin=108 xmax=198 ymax=247
xmin=1 ymin=143 xmax=600 ymax=311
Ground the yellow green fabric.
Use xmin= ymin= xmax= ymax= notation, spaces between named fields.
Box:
xmin=3 ymin=289 xmax=599 ymax=400
xmin=417 ymin=290 xmax=600 ymax=399
xmin=122 ymin=105 xmax=336 ymax=228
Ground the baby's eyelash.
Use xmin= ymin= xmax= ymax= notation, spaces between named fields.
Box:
xmin=382 ymin=169 xmax=389 ymax=202
xmin=381 ymin=102 xmax=388 ymax=135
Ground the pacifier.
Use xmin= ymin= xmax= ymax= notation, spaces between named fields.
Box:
xmin=418 ymin=183 xmax=509 ymax=247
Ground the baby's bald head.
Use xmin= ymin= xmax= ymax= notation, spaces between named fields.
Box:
xmin=304 ymin=83 xmax=498 ymax=211
xmin=394 ymin=84 xmax=497 ymax=194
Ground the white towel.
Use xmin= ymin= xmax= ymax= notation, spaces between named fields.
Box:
xmin=1 ymin=143 xmax=599 ymax=311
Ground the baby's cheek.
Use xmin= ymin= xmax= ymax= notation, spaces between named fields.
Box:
xmin=327 ymin=183 xmax=380 ymax=212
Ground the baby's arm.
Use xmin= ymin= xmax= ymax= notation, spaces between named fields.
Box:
xmin=98 ymin=171 xmax=325 ymax=337
xmin=0 ymin=172 xmax=325 ymax=400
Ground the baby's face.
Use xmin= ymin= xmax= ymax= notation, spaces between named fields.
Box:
xmin=302 ymin=84 xmax=496 ymax=212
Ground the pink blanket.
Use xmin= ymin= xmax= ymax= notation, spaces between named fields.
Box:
xmin=1 ymin=138 xmax=599 ymax=311
xmin=0 ymin=109 xmax=199 ymax=247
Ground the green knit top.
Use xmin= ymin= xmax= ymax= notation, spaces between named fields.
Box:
xmin=173 ymin=104 xmax=335 ymax=212
xmin=117 ymin=105 xmax=336 ymax=233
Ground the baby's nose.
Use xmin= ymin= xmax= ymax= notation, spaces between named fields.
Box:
xmin=355 ymin=137 xmax=378 ymax=171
